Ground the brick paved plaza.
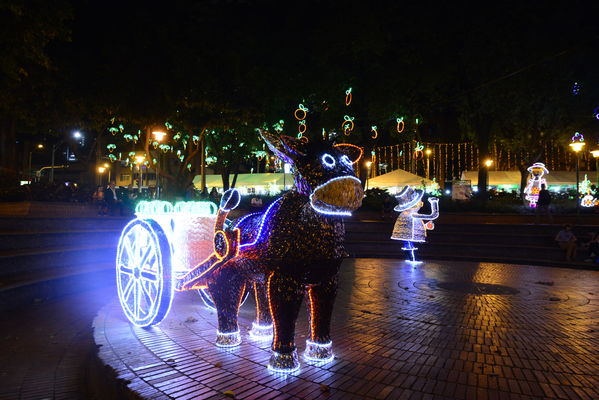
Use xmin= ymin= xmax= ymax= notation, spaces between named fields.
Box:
xmin=94 ymin=259 xmax=599 ymax=399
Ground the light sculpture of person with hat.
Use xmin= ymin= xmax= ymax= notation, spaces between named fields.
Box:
xmin=524 ymin=162 xmax=549 ymax=208
xmin=390 ymin=186 xmax=439 ymax=262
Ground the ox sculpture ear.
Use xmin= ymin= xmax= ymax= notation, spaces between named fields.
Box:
xmin=333 ymin=143 xmax=363 ymax=165
xmin=259 ymin=129 xmax=306 ymax=164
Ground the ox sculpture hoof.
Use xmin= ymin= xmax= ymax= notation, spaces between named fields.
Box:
xmin=268 ymin=350 xmax=300 ymax=373
xmin=303 ymin=340 xmax=334 ymax=364
xmin=215 ymin=330 xmax=241 ymax=347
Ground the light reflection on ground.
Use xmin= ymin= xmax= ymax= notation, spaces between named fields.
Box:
xmin=95 ymin=259 xmax=599 ymax=399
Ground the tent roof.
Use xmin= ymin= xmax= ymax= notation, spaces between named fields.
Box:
xmin=366 ymin=169 xmax=432 ymax=189
xmin=461 ymin=170 xmax=593 ymax=186
xmin=193 ymin=173 xmax=294 ymax=188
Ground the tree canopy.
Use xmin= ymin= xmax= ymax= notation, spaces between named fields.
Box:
xmin=2 ymin=1 xmax=598 ymax=193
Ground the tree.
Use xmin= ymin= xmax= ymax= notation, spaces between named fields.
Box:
xmin=0 ymin=0 xmax=71 ymax=184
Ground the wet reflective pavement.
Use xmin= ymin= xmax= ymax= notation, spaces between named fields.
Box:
xmin=94 ymin=259 xmax=599 ymax=399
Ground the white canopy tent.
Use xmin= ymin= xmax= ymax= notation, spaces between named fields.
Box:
xmin=366 ymin=169 xmax=433 ymax=193
xmin=193 ymin=173 xmax=295 ymax=195
xmin=461 ymin=170 xmax=594 ymax=187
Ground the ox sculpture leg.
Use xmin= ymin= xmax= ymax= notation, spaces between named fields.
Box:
xmin=267 ymin=272 xmax=304 ymax=372
xmin=207 ymin=261 xmax=246 ymax=347
xmin=249 ymin=279 xmax=273 ymax=339
xmin=304 ymin=273 xmax=337 ymax=363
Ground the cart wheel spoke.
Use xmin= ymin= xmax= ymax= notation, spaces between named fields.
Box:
xmin=118 ymin=264 xmax=134 ymax=275
xmin=122 ymin=278 xmax=135 ymax=302
xmin=141 ymin=271 xmax=158 ymax=281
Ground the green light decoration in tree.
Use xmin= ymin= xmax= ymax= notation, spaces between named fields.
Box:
xmin=273 ymin=120 xmax=285 ymax=133
xmin=107 ymin=144 xmax=116 ymax=152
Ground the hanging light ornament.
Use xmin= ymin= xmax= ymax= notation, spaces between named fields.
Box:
xmin=133 ymin=134 xmax=139 ymax=144
xmin=109 ymin=127 xmax=119 ymax=136
xmin=173 ymin=132 xmax=181 ymax=141
xmin=192 ymin=135 xmax=200 ymax=145
xmin=298 ymin=120 xmax=306 ymax=137
xmin=342 ymin=115 xmax=355 ymax=136
xmin=414 ymin=142 xmax=424 ymax=160
xmin=396 ymin=117 xmax=405 ymax=133
xmin=187 ymin=163 xmax=192 ymax=171
xmin=152 ymin=141 xmax=159 ymax=149
xmin=165 ymin=122 xmax=173 ymax=130
xmin=345 ymin=87 xmax=352 ymax=106
xmin=371 ymin=125 xmax=378 ymax=139
xmin=108 ymin=154 xmax=117 ymax=162
xmin=294 ymin=104 xmax=308 ymax=121
xmin=106 ymin=144 xmax=116 ymax=153
xmin=273 ymin=120 xmax=284 ymax=133
xmin=118 ymin=124 xmax=125 ymax=132
xmin=123 ymin=134 xmax=133 ymax=142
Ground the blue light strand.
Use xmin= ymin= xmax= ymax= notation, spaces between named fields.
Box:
xmin=239 ymin=198 xmax=283 ymax=249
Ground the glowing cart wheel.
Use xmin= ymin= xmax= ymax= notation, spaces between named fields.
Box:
xmin=116 ymin=218 xmax=173 ymax=327
xmin=198 ymin=287 xmax=250 ymax=311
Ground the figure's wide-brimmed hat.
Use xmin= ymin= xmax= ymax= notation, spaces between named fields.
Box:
xmin=394 ymin=186 xmax=424 ymax=211
xmin=527 ymin=162 xmax=549 ymax=174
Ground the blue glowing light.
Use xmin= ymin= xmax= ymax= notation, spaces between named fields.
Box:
xmin=239 ymin=199 xmax=282 ymax=249
xmin=116 ymin=218 xmax=173 ymax=327
xmin=220 ymin=188 xmax=241 ymax=212
xmin=322 ymin=153 xmax=336 ymax=168
xmin=340 ymin=155 xmax=352 ymax=167
xmin=215 ymin=329 xmax=241 ymax=347
xmin=303 ymin=340 xmax=335 ymax=364
xmin=249 ymin=322 xmax=273 ymax=340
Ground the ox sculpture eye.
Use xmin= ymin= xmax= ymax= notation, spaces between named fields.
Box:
xmin=322 ymin=154 xmax=336 ymax=168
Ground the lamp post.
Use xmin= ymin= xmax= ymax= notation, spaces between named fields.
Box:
xmin=365 ymin=161 xmax=372 ymax=190
xmin=569 ymin=140 xmax=585 ymax=214
xmin=484 ymin=159 xmax=493 ymax=193
xmin=152 ymin=130 xmax=167 ymax=198
xmin=591 ymin=150 xmax=599 ymax=187
xmin=50 ymin=131 xmax=84 ymax=183
xmin=28 ymin=143 xmax=44 ymax=182
xmin=135 ymin=155 xmax=146 ymax=194
xmin=98 ymin=166 xmax=106 ymax=186
xmin=425 ymin=148 xmax=432 ymax=179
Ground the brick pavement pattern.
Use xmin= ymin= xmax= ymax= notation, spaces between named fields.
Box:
xmin=94 ymin=259 xmax=599 ymax=399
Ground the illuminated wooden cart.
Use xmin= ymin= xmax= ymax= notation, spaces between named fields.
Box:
xmin=115 ymin=194 xmax=246 ymax=327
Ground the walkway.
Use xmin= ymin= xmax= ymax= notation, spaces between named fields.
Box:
xmin=94 ymin=259 xmax=599 ymax=399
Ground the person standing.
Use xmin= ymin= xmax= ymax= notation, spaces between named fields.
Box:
xmin=104 ymin=181 xmax=122 ymax=216
xmin=535 ymin=184 xmax=554 ymax=224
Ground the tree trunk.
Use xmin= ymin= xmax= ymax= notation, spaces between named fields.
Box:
xmin=221 ymin=167 xmax=230 ymax=191
xmin=0 ymin=115 xmax=17 ymax=170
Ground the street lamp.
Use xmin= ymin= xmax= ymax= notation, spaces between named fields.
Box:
xmin=569 ymin=138 xmax=585 ymax=213
xmin=152 ymin=130 xmax=167 ymax=198
xmin=28 ymin=144 xmax=44 ymax=182
xmin=365 ymin=161 xmax=372 ymax=190
xmin=98 ymin=166 xmax=106 ymax=185
xmin=425 ymin=149 xmax=432 ymax=179
xmin=50 ymin=131 xmax=84 ymax=183
xmin=135 ymin=155 xmax=146 ymax=194
xmin=591 ymin=149 xmax=599 ymax=187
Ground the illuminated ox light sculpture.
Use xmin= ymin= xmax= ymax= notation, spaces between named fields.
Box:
xmin=176 ymin=131 xmax=364 ymax=372
xmin=116 ymin=131 xmax=363 ymax=373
